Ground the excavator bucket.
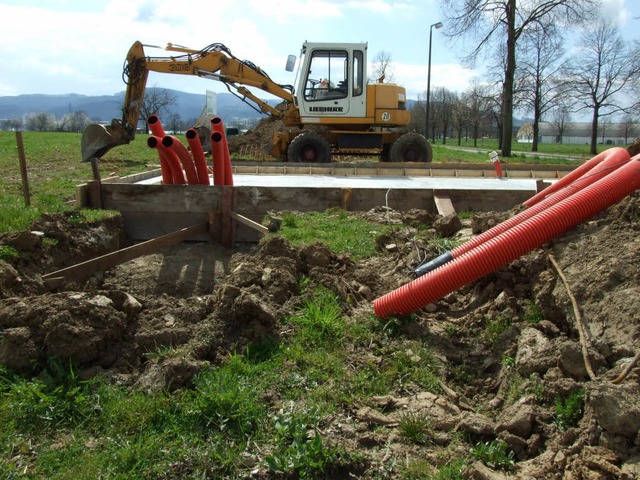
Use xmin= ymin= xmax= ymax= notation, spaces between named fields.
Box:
xmin=81 ymin=122 xmax=131 ymax=162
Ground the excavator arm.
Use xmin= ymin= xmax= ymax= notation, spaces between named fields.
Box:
xmin=81 ymin=41 xmax=299 ymax=161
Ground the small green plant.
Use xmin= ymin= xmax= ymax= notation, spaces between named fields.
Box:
xmin=522 ymin=300 xmax=543 ymax=323
xmin=554 ymin=389 xmax=585 ymax=430
xmin=483 ymin=314 xmax=512 ymax=343
xmin=0 ymin=244 xmax=19 ymax=261
xmin=471 ymin=440 xmax=515 ymax=471
xmin=265 ymin=409 xmax=343 ymax=479
xmin=501 ymin=355 xmax=516 ymax=369
xmin=399 ymin=411 xmax=433 ymax=445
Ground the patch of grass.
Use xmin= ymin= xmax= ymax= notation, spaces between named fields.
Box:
xmin=0 ymin=244 xmax=19 ymax=261
xmin=276 ymin=208 xmax=391 ymax=260
xmin=399 ymin=411 xmax=433 ymax=445
xmin=471 ymin=440 xmax=515 ymax=471
xmin=522 ymin=300 xmax=543 ymax=323
xmin=290 ymin=286 xmax=346 ymax=348
xmin=554 ymin=389 xmax=585 ymax=430
xmin=483 ymin=314 xmax=512 ymax=343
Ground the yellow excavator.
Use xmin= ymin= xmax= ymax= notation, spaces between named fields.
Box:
xmin=81 ymin=41 xmax=432 ymax=163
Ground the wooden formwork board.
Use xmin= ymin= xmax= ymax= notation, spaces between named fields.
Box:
xmin=78 ymin=181 xmax=532 ymax=243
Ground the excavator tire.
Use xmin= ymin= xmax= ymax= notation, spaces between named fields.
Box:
xmin=390 ymin=132 xmax=432 ymax=163
xmin=287 ymin=132 xmax=332 ymax=163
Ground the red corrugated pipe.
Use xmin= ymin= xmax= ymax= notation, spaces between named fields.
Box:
xmin=415 ymin=147 xmax=631 ymax=276
xmin=210 ymin=131 xmax=227 ymax=186
xmin=185 ymin=128 xmax=210 ymax=185
xmin=211 ymin=117 xmax=234 ymax=186
xmin=161 ymin=135 xmax=200 ymax=185
xmin=523 ymin=149 xmax=613 ymax=207
xmin=147 ymin=114 xmax=166 ymax=138
xmin=147 ymin=136 xmax=185 ymax=184
xmin=374 ymin=155 xmax=640 ymax=318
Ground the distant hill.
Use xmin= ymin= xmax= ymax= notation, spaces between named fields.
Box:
xmin=0 ymin=89 xmax=277 ymax=125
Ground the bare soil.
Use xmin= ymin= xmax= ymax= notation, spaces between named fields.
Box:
xmin=1 ymin=190 xmax=639 ymax=478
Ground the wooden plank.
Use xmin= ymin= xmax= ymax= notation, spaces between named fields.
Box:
xmin=221 ymin=186 xmax=234 ymax=248
xmin=42 ymin=222 xmax=209 ymax=288
xmin=434 ymin=194 xmax=456 ymax=216
xmin=229 ymin=211 xmax=269 ymax=234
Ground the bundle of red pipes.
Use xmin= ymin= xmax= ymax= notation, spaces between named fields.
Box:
xmin=145 ymin=114 xmax=233 ymax=186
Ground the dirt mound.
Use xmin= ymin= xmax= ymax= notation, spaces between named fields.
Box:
xmin=0 ymin=192 xmax=639 ymax=477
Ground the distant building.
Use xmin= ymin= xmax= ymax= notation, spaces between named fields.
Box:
xmin=517 ymin=121 xmax=639 ymax=145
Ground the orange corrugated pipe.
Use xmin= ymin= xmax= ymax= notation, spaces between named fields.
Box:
xmin=210 ymin=117 xmax=234 ymax=186
xmin=523 ymin=149 xmax=613 ymax=207
xmin=415 ymin=147 xmax=631 ymax=276
xmin=374 ymin=155 xmax=640 ymax=318
xmin=185 ymin=128 xmax=210 ymax=185
xmin=147 ymin=136 xmax=185 ymax=184
xmin=161 ymin=135 xmax=200 ymax=185
xmin=210 ymin=131 xmax=227 ymax=186
xmin=147 ymin=114 xmax=166 ymax=138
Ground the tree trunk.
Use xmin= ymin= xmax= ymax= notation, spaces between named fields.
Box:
xmin=590 ymin=107 xmax=599 ymax=155
xmin=501 ymin=0 xmax=517 ymax=158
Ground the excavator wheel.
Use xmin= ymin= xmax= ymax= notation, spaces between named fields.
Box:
xmin=390 ymin=132 xmax=432 ymax=163
xmin=287 ymin=132 xmax=332 ymax=163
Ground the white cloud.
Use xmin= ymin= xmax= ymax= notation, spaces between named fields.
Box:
xmin=600 ymin=0 xmax=630 ymax=26
xmin=394 ymin=62 xmax=478 ymax=98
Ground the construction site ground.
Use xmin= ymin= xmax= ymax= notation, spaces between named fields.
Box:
xmin=1 ymin=177 xmax=639 ymax=478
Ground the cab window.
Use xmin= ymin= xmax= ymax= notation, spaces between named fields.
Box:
xmin=304 ymin=49 xmax=348 ymax=101
xmin=353 ymin=50 xmax=364 ymax=97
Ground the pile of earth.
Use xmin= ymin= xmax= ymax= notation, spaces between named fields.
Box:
xmin=0 ymin=191 xmax=639 ymax=478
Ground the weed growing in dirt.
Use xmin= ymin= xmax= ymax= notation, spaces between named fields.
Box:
xmin=554 ymin=389 xmax=585 ymax=430
xmin=264 ymin=407 xmax=352 ymax=478
xmin=522 ymin=300 xmax=543 ymax=323
xmin=471 ymin=440 xmax=515 ymax=471
xmin=399 ymin=411 xmax=433 ymax=445
xmin=0 ymin=244 xmax=19 ymax=261
xmin=483 ymin=314 xmax=512 ymax=343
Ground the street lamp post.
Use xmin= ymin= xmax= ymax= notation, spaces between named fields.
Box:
xmin=425 ymin=21 xmax=443 ymax=140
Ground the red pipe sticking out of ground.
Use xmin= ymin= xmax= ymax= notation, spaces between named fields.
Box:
xmin=523 ymin=149 xmax=614 ymax=207
xmin=147 ymin=136 xmax=185 ymax=184
xmin=210 ymin=131 xmax=227 ymax=186
xmin=161 ymin=135 xmax=200 ymax=185
xmin=374 ymin=155 xmax=640 ymax=318
xmin=185 ymin=128 xmax=210 ymax=186
xmin=147 ymin=114 xmax=166 ymax=138
xmin=414 ymin=147 xmax=631 ymax=276
xmin=210 ymin=117 xmax=234 ymax=186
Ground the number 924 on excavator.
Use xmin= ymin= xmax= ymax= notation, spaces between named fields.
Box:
xmin=81 ymin=40 xmax=432 ymax=164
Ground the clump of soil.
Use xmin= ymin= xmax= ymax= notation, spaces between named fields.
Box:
xmin=1 ymin=191 xmax=639 ymax=478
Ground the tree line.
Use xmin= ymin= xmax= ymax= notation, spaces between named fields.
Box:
xmin=421 ymin=0 xmax=640 ymax=155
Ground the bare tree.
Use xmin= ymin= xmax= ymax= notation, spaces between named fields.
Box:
xmin=430 ymin=87 xmax=458 ymax=143
xmin=451 ymin=97 xmax=469 ymax=145
xmin=462 ymin=81 xmax=493 ymax=147
xmin=370 ymin=51 xmax=395 ymax=83
xmin=60 ymin=111 xmax=92 ymax=133
xmin=517 ymin=25 xmax=564 ymax=151
xmin=563 ymin=20 xmax=640 ymax=154
xmin=552 ymin=105 xmax=571 ymax=143
xmin=140 ymin=85 xmax=178 ymax=132
xmin=620 ymin=114 xmax=638 ymax=144
xmin=440 ymin=0 xmax=595 ymax=157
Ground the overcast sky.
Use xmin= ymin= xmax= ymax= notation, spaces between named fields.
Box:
xmin=0 ymin=0 xmax=638 ymax=101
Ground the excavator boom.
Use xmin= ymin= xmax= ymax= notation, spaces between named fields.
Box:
xmin=81 ymin=41 xmax=298 ymax=161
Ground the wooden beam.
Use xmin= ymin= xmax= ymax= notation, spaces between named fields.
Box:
xmin=229 ymin=211 xmax=269 ymax=234
xmin=42 ymin=222 xmax=209 ymax=289
xmin=433 ymin=194 xmax=456 ymax=216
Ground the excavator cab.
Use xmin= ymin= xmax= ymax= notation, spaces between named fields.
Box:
xmin=295 ymin=42 xmax=367 ymax=120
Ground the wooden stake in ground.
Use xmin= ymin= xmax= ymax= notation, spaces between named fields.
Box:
xmin=16 ymin=131 xmax=31 ymax=207
xmin=548 ymin=254 xmax=597 ymax=381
